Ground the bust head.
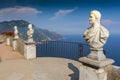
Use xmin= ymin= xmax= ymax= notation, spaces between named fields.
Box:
xmin=28 ymin=24 xmax=32 ymax=29
xmin=89 ymin=10 xmax=101 ymax=24
xmin=14 ymin=26 xmax=17 ymax=29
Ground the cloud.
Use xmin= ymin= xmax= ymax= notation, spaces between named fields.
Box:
xmin=101 ymin=19 xmax=120 ymax=25
xmin=50 ymin=7 xmax=78 ymax=20
xmin=0 ymin=6 xmax=42 ymax=21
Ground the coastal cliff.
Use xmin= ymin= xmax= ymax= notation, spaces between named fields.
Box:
xmin=0 ymin=20 xmax=63 ymax=42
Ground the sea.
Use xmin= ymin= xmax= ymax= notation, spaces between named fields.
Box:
xmin=63 ymin=34 xmax=120 ymax=66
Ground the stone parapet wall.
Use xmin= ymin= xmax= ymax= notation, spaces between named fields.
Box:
xmin=0 ymin=35 xmax=6 ymax=42
xmin=17 ymin=38 xmax=25 ymax=55
xmin=9 ymin=37 xmax=13 ymax=47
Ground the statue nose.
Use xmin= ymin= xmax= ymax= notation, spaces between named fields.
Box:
xmin=89 ymin=17 xmax=91 ymax=19
xmin=89 ymin=18 xmax=91 ymax=21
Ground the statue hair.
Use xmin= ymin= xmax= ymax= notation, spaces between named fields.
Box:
xmin=90 ymin=10 xmax=101 ymax=21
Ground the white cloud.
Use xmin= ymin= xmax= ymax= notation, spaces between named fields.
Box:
xmin=0 ymin=6 xmax=42 ymax=21
xmin=101 ymin=19 xmax=120 ymax=25
xmin=50 ymin=7 xmax=78 ymax=20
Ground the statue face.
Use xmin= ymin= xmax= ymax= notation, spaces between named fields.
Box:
xmin=89 ymin=13 xmax=96 ymax=24
xmin=28 ymin=24 xmax=32 ymax=29
xmin=14 ymin=26 xmax=17 ymax=29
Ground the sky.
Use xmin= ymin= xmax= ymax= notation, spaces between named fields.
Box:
xmin=0 ymin=0 xmax=120 ymax=35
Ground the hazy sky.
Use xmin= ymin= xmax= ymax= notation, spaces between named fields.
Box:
xmin=0 ymin=0 xmax=120 ymax=34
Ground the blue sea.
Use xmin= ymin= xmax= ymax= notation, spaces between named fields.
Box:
xmin=63 ymin=34 xmax=120 ymax=66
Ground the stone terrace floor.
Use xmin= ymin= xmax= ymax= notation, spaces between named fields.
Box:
xmin=0 ymin=42 xmax=81 ymax=80
xmin=0 ymin=42 xmax=23 ymax=61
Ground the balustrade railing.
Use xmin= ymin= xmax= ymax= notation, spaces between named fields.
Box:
xmin=36 ymin=41 xmax=89 ymax=60
xmin=1 ymin=34 xmax=90 ymax=61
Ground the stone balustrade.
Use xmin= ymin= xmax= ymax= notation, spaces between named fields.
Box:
xmin=1 ymin=24 xmax=36 ymax=60
xmin=3 ymin=35 xmax=36 ymax=60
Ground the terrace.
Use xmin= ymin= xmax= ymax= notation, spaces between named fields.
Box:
xmin=0 ymin=26 xmax=120 ymax=80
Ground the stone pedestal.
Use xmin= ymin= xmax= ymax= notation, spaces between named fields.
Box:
xmin=12 ymin=38 xmax=18 ymax=51
xmin=79 ymin=49 xmax=114 ymax=80
xmin=27 ymin=38 xmax=34 ymax=43
xmin=6 ymin=37 xmax=10 ymax=46
xmin=87 ymin=49 xmax=106 ymax=61
xmin=79 ymin=57 xmax=114 ymax=80
xmin=24 ymin=41 xmax=36 ymax=59
xmin=79 ymin=66 xmax=107 ymax=80
xmin=79 ymin=57 xmax=114 ymax=68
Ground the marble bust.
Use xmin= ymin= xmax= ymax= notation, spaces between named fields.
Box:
xmin=83 ymin=10 xmax=109 ymax=50
xmin=79 ymin=10 xmax=114 ymax=77
xmin=27 ymin=24 xmax=34 ymax=42
xmin=14 ymin=26 xmax=19 ymax=39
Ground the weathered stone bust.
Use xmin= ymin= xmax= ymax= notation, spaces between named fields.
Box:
xmin=27 ymin=24 xmax=34 ymax=42
xmin=79 ymin=10 xmax=114 ymax=80
xmin=14 ymin=26 xmax=19 ymax=39
xmin=83 ymin=10 xmax=109 ymax=50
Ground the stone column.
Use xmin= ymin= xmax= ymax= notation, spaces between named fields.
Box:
xmin=24 ymin=42 xmax=36 ymax=59
xmin=6 ymin=37 xmax=10 ymax=46
xmin=12 ymin=38 xmax=18 ymax=51
xmin=79 ymin=10 xmax=114 ymax=80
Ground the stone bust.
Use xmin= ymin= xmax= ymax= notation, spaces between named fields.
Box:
xmin=27 ymin=24 xmax=34 ymax=42
xmin=14 ymin=26 xmax=19 ymax=39
xmin=83 ymin=10 xmax=109 ymax=50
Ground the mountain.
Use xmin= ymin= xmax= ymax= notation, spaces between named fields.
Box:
xmin=0 ymin=20 xmax=63 ymax=42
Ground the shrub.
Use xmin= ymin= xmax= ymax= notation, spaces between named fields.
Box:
xmin=2 ymin=30 xmax=14 ymax=37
